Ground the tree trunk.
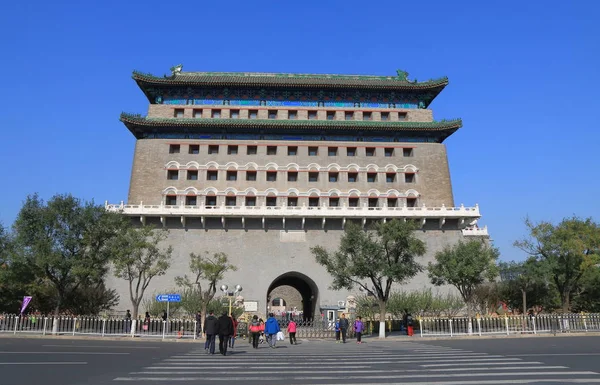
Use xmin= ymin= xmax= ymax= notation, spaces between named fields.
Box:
xmin=378 ymin=300 xmax=386 ymax=339
xmin=522 ymin=289 xmax=527 ymax=315
xmin=561 ymin=290 xmax=571 ymax=313
xmin=52 ymin=297 xmax=62 ymax=335
xmin=132 ymin=301 xmax=140 ymax=320
xmin=200 ymin=303 xmax=208 ymax=334
xmin=466 ymin=301 xmax=473 ymax=335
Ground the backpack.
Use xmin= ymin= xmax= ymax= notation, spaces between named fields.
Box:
xmin=249 ymin=321 xmax=261 ymax=333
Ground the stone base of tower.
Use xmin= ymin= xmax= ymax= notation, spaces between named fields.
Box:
xmin=105 ymin=217 xmax=485 ymax=317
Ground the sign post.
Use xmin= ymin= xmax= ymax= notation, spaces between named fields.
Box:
xmin=156 ymin=294 xmax=181 ymax=337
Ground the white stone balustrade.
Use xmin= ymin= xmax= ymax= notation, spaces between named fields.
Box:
xmin=105 ymin=201 xmax=480 ymax=221
xmin=461 ymin=226 xmax=489 ymax=237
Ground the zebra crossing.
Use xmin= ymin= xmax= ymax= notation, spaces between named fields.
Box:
xmin=113 ymin=340 xmax=600 ymax=384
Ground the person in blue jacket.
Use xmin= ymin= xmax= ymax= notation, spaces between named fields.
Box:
xmin=264 ymin=313 xmax=281 ymax=348
xmin=334 ymin=318 xmax=341 ymax=343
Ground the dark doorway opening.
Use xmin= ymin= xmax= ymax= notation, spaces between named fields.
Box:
xmin=267 ymin=272 xmax=318 ymax=320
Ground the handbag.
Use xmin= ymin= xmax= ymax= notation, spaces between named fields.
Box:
xmin=143 ymin=324 xmax=148 ymax=331
xmin=276 ymin=331 xmax=285 ymax=341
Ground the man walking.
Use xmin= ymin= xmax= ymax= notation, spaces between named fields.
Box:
xmin=339 ymin=313 xmax=349 ymax=343
xmin=203 ymin=310 xmax=219 ymax=354
xmin=264 ymin=313 xmax=280 ymax=348
xmin=217 ymin=311 xmax=234 ymax=356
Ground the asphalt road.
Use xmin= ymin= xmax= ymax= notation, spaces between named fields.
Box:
xmin=1 ymin=335 xmax=600 ymax=384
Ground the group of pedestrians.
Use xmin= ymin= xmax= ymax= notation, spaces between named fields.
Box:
xmin=202 ymin=310 xmax=237 ymax=356
xmin=203 ymin=310 xmax=368 ymax=354
xmin=248 ymin=313 xmax=298 ymax=349
xmin=334 ymin=314 xmax=364 ymax=343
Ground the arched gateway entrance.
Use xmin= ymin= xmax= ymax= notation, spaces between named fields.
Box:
xmin=267 ymin=272 xmax=318 ymax=320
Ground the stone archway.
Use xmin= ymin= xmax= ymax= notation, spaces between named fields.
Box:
xmin=267 ymin=272 xmax=319 ymax=320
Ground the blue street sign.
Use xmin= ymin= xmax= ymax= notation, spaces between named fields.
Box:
xmin=156 ymin=294 xmax=181 ymax=302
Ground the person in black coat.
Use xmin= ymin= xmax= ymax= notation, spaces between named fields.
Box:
xmin=203 ymin=311 xmax=219 ymax=354
xmin=217 ymin=311 xmax=234 ymax=356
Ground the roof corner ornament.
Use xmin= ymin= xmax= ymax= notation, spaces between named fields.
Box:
xmin=170 ymin=64 xmax=183 ymax=76
xmin=396 ymin=69 xmax=409 ymax=81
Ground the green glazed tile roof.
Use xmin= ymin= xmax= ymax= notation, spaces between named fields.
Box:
xmin=120 ymin=113 xmax=461 ymax=141
xmin=132 ymin=70 xmax=448 ymax=91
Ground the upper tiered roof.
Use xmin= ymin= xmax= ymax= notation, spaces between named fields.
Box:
xmin=132 ymin=66 xmax=449 ymax=105
xmin=120 ymin=113 xmax=461 ymax=142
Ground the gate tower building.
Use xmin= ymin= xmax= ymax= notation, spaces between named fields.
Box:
xmin=107 ymin=65 xmax=489 ymax=318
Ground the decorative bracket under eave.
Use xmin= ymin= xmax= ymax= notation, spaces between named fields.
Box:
xmin=140 ymin=216 xmax=146 ymax=226
xmin=160 ymin=216 xmax=166 ymax=228
xmin=181 ymin=216 xmax=186 ymax=228
xmin=439 ymin=218 xmax=446 ymax=229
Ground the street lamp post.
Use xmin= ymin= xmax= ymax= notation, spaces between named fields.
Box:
xmin=220 ymin=284 xmax=243 ymax=316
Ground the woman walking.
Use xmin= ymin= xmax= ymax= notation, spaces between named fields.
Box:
xmin=288 ymin=318 xmax=297 ymax=345
xmin=249 ymin=315 xmax=262 ymax=349
xmin=354 ymin=316 xmax=364 ymax=344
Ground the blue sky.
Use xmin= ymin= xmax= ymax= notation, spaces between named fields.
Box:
xmin=1 ymin=0 xmax=598 ymax=261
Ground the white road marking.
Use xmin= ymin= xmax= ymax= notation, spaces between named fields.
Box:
xmin=507 ymin=353 xmax=600 ymax=357
xmin=128 ymin=366 xmax=568 ymax=375
xmin=42 ymin=344 xmax=159 ymax=349
xmin=112 ymin=371 xmax=598 ymax=381
xmin=422 ymin=361 xmax=544 ymax=367
xmin=0 ymin=362 xmax=88 ymax=365
xmin=283 ymin=381 xmax=600 ymax=385
xmin=144 ymin=365 xmax=373 ymax=370
xmin=0 ymin=351 xmax=129 ymax=355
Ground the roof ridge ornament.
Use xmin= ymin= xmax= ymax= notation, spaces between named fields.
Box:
xmin=170 ymin=64 xmax=183 ymax=76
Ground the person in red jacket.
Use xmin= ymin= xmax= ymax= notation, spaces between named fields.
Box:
xmin=229 ymin=315 xmax=238 ymax=349
xmin=287 ymin=318 xmax=297 ymax=345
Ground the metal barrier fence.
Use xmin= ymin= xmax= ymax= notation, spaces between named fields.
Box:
xmin=2 ymin=313 xmax=599 ymax=340
xmin=419 ymin=313 xmax=600 ymax=337
xmin=0 ymin=314 xmax=198 ymax=340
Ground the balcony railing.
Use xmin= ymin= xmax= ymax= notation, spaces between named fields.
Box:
xmin=461 ymin=226 xmax=489 ymax=237
xmin=106 ymin=201 xmax=480 ymax=220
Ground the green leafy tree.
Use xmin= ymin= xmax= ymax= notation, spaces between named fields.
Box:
xmin=311 ymin=220 xmax=426 ymax=338
xmin=110 ymin=225 xmax=172 ymax=321
xmin=428 ymin=239 xmax=500 ymax=322
xmin=514 ymin=217 xmax=600 ymax=313
xmin=471 ymin=282 xmax=503 ymax=315
xmin=0 ymin=223 xmax=24 ymax=313
xmin=12 ymin=194 xmax=123 ymax=319
xmin=498 ymin=258 xmax=556 ymax=314
xmin=174 ymin=251 xmax=237 ymax=322
xmin=571 ymin=266 xmax=600 ymax=312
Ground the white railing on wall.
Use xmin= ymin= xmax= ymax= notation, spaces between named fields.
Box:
xmin=105 ymin=201 xmax=481 ymax=220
